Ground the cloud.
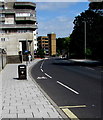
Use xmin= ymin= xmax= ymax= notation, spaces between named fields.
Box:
xmin=36 ymin=2 xmax=75 ymax=38
xmin=36 ymin=2 xmax=72 ymax=11
xmin=17 ymin=0 xmax=88 ymax=2
xmin=37 ymin=15 xmax=74 ymax=38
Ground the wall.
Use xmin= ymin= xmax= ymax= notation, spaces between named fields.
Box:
xmin=47 ymin=33 xmax=56 ymax=56
xmin=0 ymin=50 xmax=7 ymax=71
xmin=0 ymin=32 xmax=33 ymax=56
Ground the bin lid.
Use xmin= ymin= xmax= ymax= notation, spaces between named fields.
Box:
xmin=18 ymin=65 xmax=26 ymax=68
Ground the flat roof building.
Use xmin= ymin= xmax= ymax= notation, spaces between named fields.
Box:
xmin=37 ymin=33 xmax=56 ymax=56
xmin=0 ymin=1 xmax=37 ymax=63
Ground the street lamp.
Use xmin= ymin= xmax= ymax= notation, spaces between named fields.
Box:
xmin=83 ymin=21 xmax=86 ymax=59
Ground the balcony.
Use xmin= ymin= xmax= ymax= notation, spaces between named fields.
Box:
xmin=14 ymin=2 xmax=36 ymax=9
xmin=0 ymin=24 xmax=37 ymax=30
xmin=0 ymin=9 xmax=15 ymax=14
xmin=15 ymin=9 xmax=36 ymax=14
xmin=15 ymin=16 xmax=36 ymax=22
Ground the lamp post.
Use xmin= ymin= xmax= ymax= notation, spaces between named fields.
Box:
xmin=84 ymin=21 xmax=86 ymax=59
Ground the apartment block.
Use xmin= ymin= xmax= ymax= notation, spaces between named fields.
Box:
xmin=0 ymin=0 xmax=37 ymax=63
xmin=37 ymin=33 xmax=56 ymax=56
xmin=47 ymin=33 xmax=56 ymax=56
xmin=38 ymin=36 xmax=49 ymax=55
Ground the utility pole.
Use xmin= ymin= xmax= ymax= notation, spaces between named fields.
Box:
xmin=84 ymin=21 xmax=86 ymax=59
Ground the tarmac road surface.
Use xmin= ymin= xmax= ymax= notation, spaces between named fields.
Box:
xmin=31 ymin=57 xmax=103 ymax=119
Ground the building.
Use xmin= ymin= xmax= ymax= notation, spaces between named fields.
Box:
xmin=38 ymin=36 xmax=49 ymax=56
xmin=47 ymin=33 xmax=56 ymax=56
xmin=37 ymin=33 xmax=56 ymax=56
xmin=0 ymin=0 xmax=37 ymax=63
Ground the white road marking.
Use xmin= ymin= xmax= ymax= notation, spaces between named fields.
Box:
xmin=40 ymin=60 xmax=44 ymax=69
xmin=57 ymin=81 xmax=79 ymax=95
xmin=85 ymin=67 xmax=95 ymax=71
xmin=40 ymin=60 xmax=52 ymax=79
xmin=45 ymin=73 xmax=52 ymax=79
xmin=37 ymin=77 xmax=47 ymax=79
xmin=41 ymin=69 xmax=44 ymax=72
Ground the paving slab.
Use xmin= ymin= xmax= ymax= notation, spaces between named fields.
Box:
xmin=1 ymin=59 xmax=67 ymax=119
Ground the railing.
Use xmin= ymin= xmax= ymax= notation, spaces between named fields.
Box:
xmin=0 ymin=9 xmax=36 ymax=14
xmin=0 ymin=49 xmax=7 ymax=71
xmin=15 ymin=16 xmax=36 ymax=21
xmin=0 ymin=24 xmax=37 ymax=29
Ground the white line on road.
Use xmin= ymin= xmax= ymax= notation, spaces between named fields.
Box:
xmin=57 ymin=81 xmax=79 ymax=95
xmin=40 ymin=60 xmax=44 ymax=69
xmin=41 ymin=69 xmax=44 ymax=72
xmin=40 ymin=60 xmax=52 ymax=79
xmin=45 ymin=73 xmax=52 ymax=79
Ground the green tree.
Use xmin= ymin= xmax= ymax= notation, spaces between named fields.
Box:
xmin=56 ymin=37 xmax=71 ymax=59
xmin=36 ymin=48 xmax=45 ymax=58
xmin=56 ymin=37 xmax=65 ymax=55
xmin=63 ymin=37 xmax=71 ymax=59
xmin=69 ymin=2 xmax=103 ymax=60
xmin=89 ymin=2 xmax=103 ymax=15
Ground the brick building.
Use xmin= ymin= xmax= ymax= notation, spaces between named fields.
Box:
xmin=37 ymin=33 xmax=56 ymax=56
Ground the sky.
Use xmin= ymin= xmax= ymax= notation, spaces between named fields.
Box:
xmin=17 ymin=1 xmax=90 ymax=38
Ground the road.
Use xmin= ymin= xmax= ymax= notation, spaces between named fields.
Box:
xmin=31 ymin=57 xmax=103 ymax=119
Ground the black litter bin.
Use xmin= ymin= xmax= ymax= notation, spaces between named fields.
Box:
xmin=18 ymin=65 xmax=27 ymax=79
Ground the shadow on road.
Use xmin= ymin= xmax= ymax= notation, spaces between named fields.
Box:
xmin=52 ymin=58 xmax=103 ymax=68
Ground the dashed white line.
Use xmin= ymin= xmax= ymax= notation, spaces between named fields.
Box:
xmin=45 ymin=73 xmax=52 ymax=79
xmin=57 ymin=81 xmax=79 ymax=95
xmin=40 ymin=60 xmax=52 ymax=79
xmin=41 ymin=69 xmax=44 ymax=72
xmin=40 ymin=60 xmax=44 ymax=69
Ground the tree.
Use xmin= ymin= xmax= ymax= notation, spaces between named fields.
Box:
xmin=36 ymin=48 xmax=45 ymax=58
xmin=56 ymin=37 xmax=65 ymax=55
xmin=89 ymin=2 xmax=103 ymax=15
xmin=56 ymin=37 xmax=71 ymax=59
xmin=63 ymin=37 xmax=71 ymax=59
xmin=69 ymin=2 xmax=103 ymax=60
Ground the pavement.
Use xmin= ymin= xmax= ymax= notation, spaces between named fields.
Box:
xmin=0 ymin=59 xmax=67 ymax=119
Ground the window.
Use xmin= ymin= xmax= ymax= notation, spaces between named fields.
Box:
xmin=0 ymin=6 xmax=4 ymax=10
xmin=1 ymin=38 xmax=5 ymax=41
xmin=0 ymin=22 xmax=5 ymax=25
xmin=0 ymin=14 xmax=5 ymax=17
xmin=17 ymin=30 xmax=27 ymax=33
xmin=16 ymin=13 xmax=30 ymax=17
xmin=0 ymin=30 xmax=5 ymax=33
xmin=42 ymin=38 xmax=48 ymax=40
xmin=45 ymin=41 xmax=48 ymax=43
xmin=45 ymin=44 xmax=48 ymax=47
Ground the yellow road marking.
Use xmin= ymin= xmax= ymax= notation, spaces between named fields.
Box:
xmin=59 ymin=105 xmax=86 ymax=109
xmin=59 ymin=105 xmax=86 ymax=119
xmin=62 ymin=108 xmax=80 ymax=120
